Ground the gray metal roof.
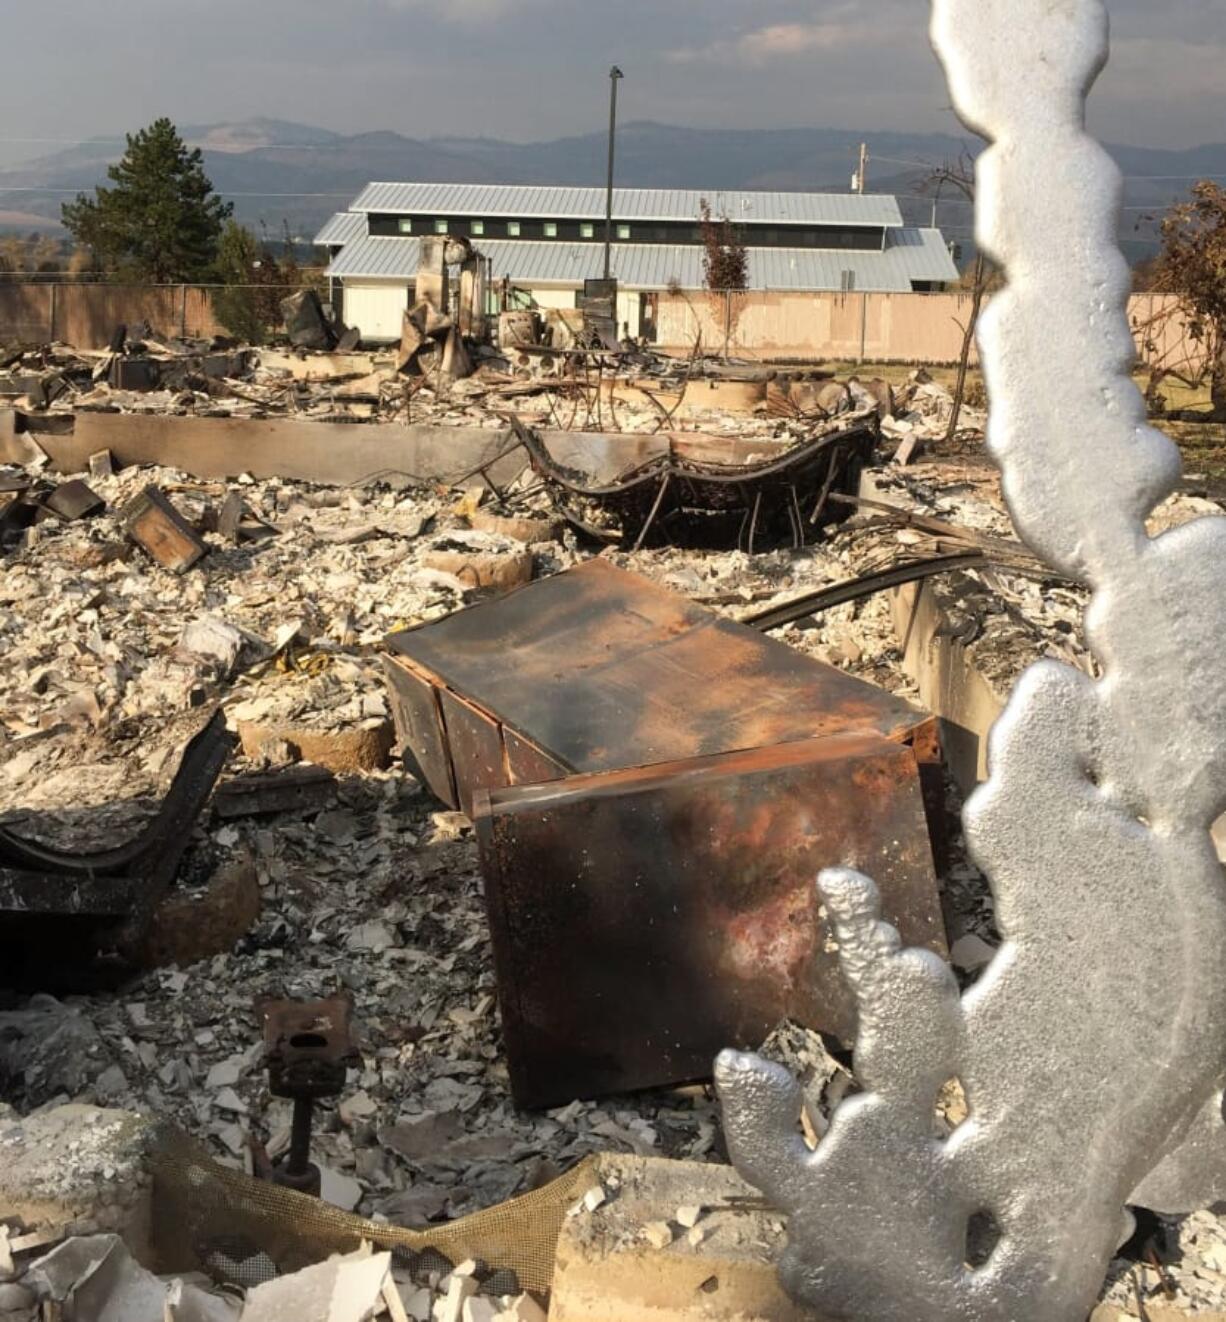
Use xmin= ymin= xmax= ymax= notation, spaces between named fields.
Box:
xmin=315 ymin=211 xmax=367 ymax=246
xmin=325 ymin=228 xmax=957 ymax=293
xmin=346 ymin=183 xmax=902 ymax=229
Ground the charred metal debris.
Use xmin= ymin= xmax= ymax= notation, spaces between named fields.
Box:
xmin=510 ymin=415 xmax=878 ymax=552
xmin=0 ymin=710 xmax=236 ymax=980
xmin=385 ymin=559 xmax=947 ymax=1108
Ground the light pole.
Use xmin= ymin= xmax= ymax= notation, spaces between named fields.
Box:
xmin=604 ymin=66 xmax=624 ymax=281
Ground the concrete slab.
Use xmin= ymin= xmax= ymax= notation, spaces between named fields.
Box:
xmin=549 ymin=1154 xmax=812 ymax=1321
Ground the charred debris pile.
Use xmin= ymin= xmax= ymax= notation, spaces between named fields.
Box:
xmin=3 ymin=320 xmax=1224 ymax=1318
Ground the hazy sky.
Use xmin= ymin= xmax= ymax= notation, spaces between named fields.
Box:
xmin=0 ymin=0 xmax=1221 ymax=164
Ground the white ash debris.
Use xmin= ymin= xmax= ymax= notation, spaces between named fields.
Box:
xmin=3 ymin=416 xmax=1226 ymax=1315
xmin=0 ymin=1230 xmax=548 ymax=1322
xmin=880 ymin=370 xmax=988 ymax=444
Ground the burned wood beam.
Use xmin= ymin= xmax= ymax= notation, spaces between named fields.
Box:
xmin=743 ymin=552 xmax=991 ymax=632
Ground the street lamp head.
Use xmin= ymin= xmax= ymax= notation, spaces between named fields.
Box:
xmin=610 ymin=66 xmax=624 ymax=79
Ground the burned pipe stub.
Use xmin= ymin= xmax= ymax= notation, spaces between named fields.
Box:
xmin=260 ymin=996 xmax=359 ymax=1099
xmin=259 ymin=996 xmax=359 ymax=1198
xmin=716 ymin=1 xmax=1226 ymax=1320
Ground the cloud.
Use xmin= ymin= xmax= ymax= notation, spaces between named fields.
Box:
xmin=668 ymin=17 xmax=866 ymax=65
xmin=366 ymin=0 xmax=530 ymax=20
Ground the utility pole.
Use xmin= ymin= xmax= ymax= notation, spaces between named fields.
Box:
xmin=854 ymin=141 xmax=869 ymax=195
xmin=604 ymin=66 xmax=624 ymax=280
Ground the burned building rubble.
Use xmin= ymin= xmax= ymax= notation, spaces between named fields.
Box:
xmin=0 ymin=291 xmax=1224 ymax=1320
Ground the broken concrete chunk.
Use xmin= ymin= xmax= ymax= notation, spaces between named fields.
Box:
xmin=88 ymin=449 xmax=115 ymax=479
xmin=122 ymin=486 xmax=209 ymax=573
xmin=642 ymin=1221 xmax=674 ymax=1250
xmin=492 ymin=1297 xmax=546 ymax=1322
xmin=435 ymin=1274 xmax=479 ymax=1322
xmin=346 ymin=920 xmax=399 ymax=954
xmin=0 ymin=1280 xmax=34 ymax=1312
xmin=24 ymin=1235 xmax=164 ymax=1322
xmin=236 ymin=720 xmax=395 ymax=775
xmin=204 ymin=1056 xmax=244 ymax=1090
xmin=950 ymin=933 xmax=998 ymax=973
xmin=401 ymin=1285 xmax=434 ymax=1322
xmin=178 ymin=615 xmax=247 ymax=674
xmin=240 ymin=1248 xmax=390 ymax=1321
xmin=421 ymin=539 xmax=534 ymax=596
xmin=467 ymin=511 xmax=561 ymax=547
xmin=217 ymin=490 xmax=245 ymax=544
xmin=319 ymin=1165 xmax=364 ymax=1213
xmin=43 ymin=478 xmax=105 ymax=521
xmin=551 ymin=1154 xmax=806 ymax=1321
xmin=0 ymin=1107 xmax=155 ymax=1264
xmin=339 ymin=1091 xmax=379 ymax=1126
xmin=20 ymin=1234 xmax=233 ymax=1321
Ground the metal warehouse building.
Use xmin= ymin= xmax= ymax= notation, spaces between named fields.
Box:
xmin=316 ymin=182 xmax=959 ymax=342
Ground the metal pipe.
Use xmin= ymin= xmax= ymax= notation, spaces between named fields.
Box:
xmin=286 ymin=1095 xmax=314 ymax=1176
xmin=604 ymin=66 xmax=624 ymax=281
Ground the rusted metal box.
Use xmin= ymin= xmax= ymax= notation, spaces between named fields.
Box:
xmin=384 ymin=559 xmax=946 ymax=1107
xmin=122 ymin=486 xmax=208 ymax=573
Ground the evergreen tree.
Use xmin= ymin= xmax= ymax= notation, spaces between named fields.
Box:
xmin=212 ymin=220 xmax=264 ymax=343
xmin=61 ymin=119 xmax=232 ymax=282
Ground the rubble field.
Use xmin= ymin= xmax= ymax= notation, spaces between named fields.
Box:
xmin=2 ymin=335 xmax=1225 ymax=1319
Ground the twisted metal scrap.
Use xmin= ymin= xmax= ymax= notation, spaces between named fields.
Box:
xmin=715 ymin=3 xmax=1226 ymax=1319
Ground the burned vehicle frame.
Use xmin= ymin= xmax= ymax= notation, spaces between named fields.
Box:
xmin=510 ymin=417 xmax=879 ymax=552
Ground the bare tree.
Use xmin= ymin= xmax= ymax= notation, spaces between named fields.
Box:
xmin=1137 ymin=181 xmax=1226 ymax=418
xmin=923 ymin=156 xmax=996 ymax=440
xmin=699 ymin=199 xmax=748 ymax=293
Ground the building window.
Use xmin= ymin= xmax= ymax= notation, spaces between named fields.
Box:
xmin=543 ymin=222 xmax=558 ymax=238
xmin=617 ymin=224 xmax=631 ymax=240
xmin=507 ymin=221 xmax=521 ymax=237
xmin=580 ymin=223 xmax=595 ymax=239
xmin=471 ymin=220 xmax=485 ymax=236
xmin=397 ymin=219 xmax=413 ymax=235
xmin=434 ymin=219 xmax=449 ymax=234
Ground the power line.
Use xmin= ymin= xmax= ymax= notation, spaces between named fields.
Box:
xmin=0 ymin=186 xmax=359 ymax=198
xmin=0 ymin=136 xmax=359 ymax=151
xmin=866 ymin=151 xmax=1226 ymax=183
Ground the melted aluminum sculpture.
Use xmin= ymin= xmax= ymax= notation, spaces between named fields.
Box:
xmin=715 ymin=2 xmax=1226 ymax=1319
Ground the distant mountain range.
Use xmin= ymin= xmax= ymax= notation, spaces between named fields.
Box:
xmin=3 ymin=117 xmax=1222 ymax=262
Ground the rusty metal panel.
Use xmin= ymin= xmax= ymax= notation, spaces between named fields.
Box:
xmin=504 ymin=730 xmax=570 ymax=788
xmin=388 ymin=559 xmax=929 ymax=775
xmin=438 ymin=690 xmax=508 ymax=818
xmin=382 ymin=655 xmax=456 ymax=808
xmin=475 ymin=732 xmax=943 ymax=1109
